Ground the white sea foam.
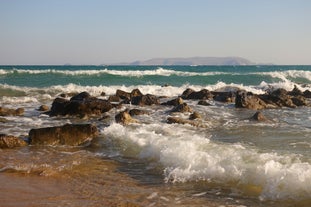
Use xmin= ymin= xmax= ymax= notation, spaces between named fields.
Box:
xmin=0 ymin=67 xmax=230 ymax=77
xmin=103 ymin=123 xmax=311 ymax=200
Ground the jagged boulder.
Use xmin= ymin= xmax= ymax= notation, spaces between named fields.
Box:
xmin=0 ymin=134 xmax=27 ymax=148
xmin=49 ymin=92 xmax=113 ymax=117
xmin=0 ymin=107 xmax=24 ymax=116
xmin=29 ymin=124 xmax=98 ymax=146
xmin=213 ymin=91 xmax=235 ymax=103
xmin=182 ymin=89 xmax=213 ymax=100
xmin=235 ymin=91 xmax=267 ymax=110
xmin=131 ymin=94 xmax=160 ymax=106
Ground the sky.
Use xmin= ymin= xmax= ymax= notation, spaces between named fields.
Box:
xmin=0 ymin=0 xmax=310 ymax=65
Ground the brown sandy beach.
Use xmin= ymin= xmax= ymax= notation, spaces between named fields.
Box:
xmin=0 ymin=156 xmax=237 ymax=207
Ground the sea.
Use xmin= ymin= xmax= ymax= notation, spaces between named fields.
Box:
xmin=1 ymin=65 xmax=311 ymax=206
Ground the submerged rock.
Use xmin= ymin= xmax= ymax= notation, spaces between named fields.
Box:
xmin=161 ymin=97 xmax=183 ymax=106
xmin=0 ymin=134 xmax=27 ymax=148
xmin=249 ymin=111 xmax=268 ymax=122
xmin=189 ymin=111 xmax=202 ymax=120
xmin=0 ymin=107 xmax=24 ymax=116
xmin=29 ymin=124 xmax=98 ymax=146
xmin=171 ymin=103 xmax=193 ymax=113
xmin=38 ymin=105 xmax=49 ymax=112
xmin=167 ymin=117 xmax=205 ymax=127
xmin=115 ymin=110 xmax=138 ymax=125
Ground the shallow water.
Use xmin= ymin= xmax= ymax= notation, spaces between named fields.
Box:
xmin=1 ymin=65 xmax=311 ymax=206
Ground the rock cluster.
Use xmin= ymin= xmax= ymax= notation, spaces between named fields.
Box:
xmin=1 ymin=86 xmax=310 ymax=148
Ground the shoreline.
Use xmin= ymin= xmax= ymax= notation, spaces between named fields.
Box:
xmin=0 ymin=157 xmax=234 ymax=207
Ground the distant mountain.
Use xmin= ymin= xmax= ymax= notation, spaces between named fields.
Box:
xmin=117 ymin=57 xmax=255 ymax=66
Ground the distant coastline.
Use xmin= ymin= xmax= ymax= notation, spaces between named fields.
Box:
xmin=114 ymin=56 xmax=256 ymax=66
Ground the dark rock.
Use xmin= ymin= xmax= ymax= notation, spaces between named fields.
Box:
xmin=171 ymin=103 xmax=193 ymax=113
xmin=249 ymin=111 xmax=267 ymax=122
xmin=108 ymin=95 xmax=121 ymax=102
xmin=115 ymin=110 xmax=138 ymax=125
xmin=289 ymin=85 xmax=303 ymax=96
xmin=49 ymin=93 xmax=113 ymax=117
xmin=213 ymin=91 xmax=235 ymax=103
xmin=70 ymin=91 xmax=92 ymax=101
xmin=291 ymin=96 xmax=308 ymax=107
xmin=303 ymin=90 xmax=311 ymax=98
xmin=181 ymin=88 xmax=195 ymax=99
xmin=130 ymin=89 xmax=143 ymax=97
xmin=129 ymin=109 xmax=149 ymax=116
xmin=100 ymin=91 xmax=106 ymax=96
xmin=183 ymin=89 xmax=213 ymax=100
xmin=131 ymin=94 xmax=160 ymax=106
xmin=189 ymin=111 xmax=202 ymax=120
xmin=198 ymin=100 xmax=211 ymax=106
xmin=161 ymin=97 xmax=183 ymax=106
xmin=0 ymin=134 xmax=27 ymax=148
xmin=0 ymin=107 xmax=24 ymax=116
xmin=29 ymin=124 xmax=98 ymax=146
xmin=235 ymin=91 xmax=267 ymax=110
xmin=116 ymin=89 xmax=131 ymax=100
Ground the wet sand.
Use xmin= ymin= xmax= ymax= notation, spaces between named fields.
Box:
xmin=0 ymin=157 xmax=240 ymax=207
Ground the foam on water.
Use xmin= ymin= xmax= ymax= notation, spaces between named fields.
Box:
xmin=0 ymin=67 xmax=230 ymax=77
xmin=102 ymin=123 xmax=311 ymax=201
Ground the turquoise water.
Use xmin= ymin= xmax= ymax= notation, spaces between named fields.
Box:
xmin=1 ymin=65 xmax=311 ymax=87
xmin=1 ymin=65 xmax=311 ymax=206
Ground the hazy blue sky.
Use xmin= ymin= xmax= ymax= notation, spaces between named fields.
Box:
xmin=0 ymin=0 xmax=310 ymax=65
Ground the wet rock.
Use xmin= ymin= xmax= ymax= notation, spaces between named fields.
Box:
xmin=161 ymin=97 xmax=183 ymax=106
xmin=167 ymin=117 xmax=204 ymax=127
xmin=181 ymin=88 xmax=195 ymax=99
xmin=115 ymin=110 xmax=138 ymax=125
xmin=249 ymin=111 xmax=268 ymax=122
xmin=116 ymin=89 xmax=131 ymax=100
xmin=198 ymin=100 xmax=211 ymax=106
xmin=38 ymin=105 xmax=49 ymax=111
xmin=29 ymin=124 xmax=98 ymax=146
xmin=0 ymin=117 xmax=9 ymax=123
xmin=49 ymin=92 xmax=113 ymax=117
xmin=131 ymin=94 xmax=160 ymax=106
xmin=130 ymin=88 xmax=143 ymax=97
xmin=189 ymin=111 xmax=202 ymax=120
xmin=213 ymin=91 xmax=236 ymax=103
xmin=129 ymin=109 xmax=149 ymax=116
xmin=0 ymin=134 xmax=27 ymax=148
xmin=303 ymin=90 xmax=311 ymax=98
xmin=171 ymin=103 xmax=193 ymax=113
xmin=108 ymin=95 xmax=121 ymax=103
xmin=0 ymin=107 xmax=24 ymax=116
xmin=182 ymin=89 xmax=213 ymax=100
xmin=289 ymin=85 xmax=303 ymax=96
xmin=235 ymin=91 xmax=267 ymax=110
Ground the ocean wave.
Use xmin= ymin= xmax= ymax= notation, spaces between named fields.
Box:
xmin=0 ymin=67 xmax=230 ymax=77
xmin=103 ymin=123 xmax=311 ymax=201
